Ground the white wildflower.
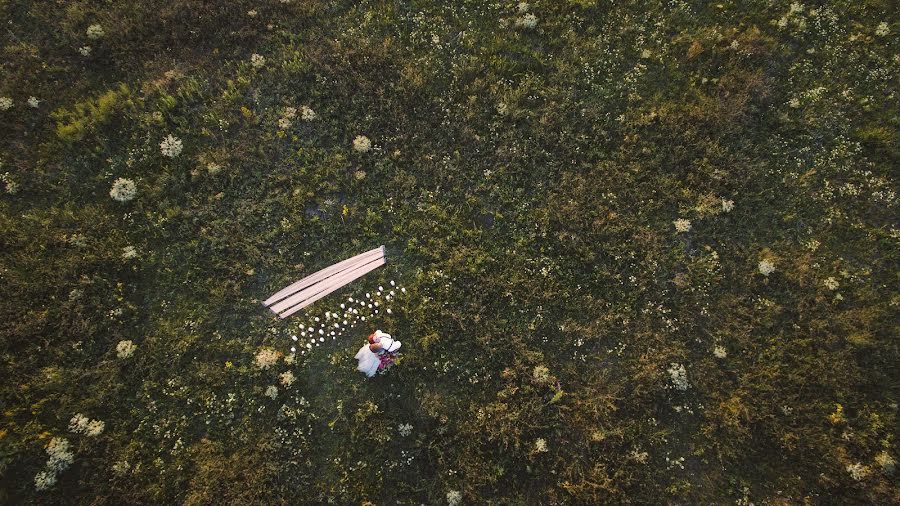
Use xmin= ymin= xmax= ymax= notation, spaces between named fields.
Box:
xmin=247 ymin=9 xmax=258 ymax=17
xmin=788 ymin=97 xmax=801 ymax=108
xmin=352 ymin=135 xmax=372 ymax=152
xmin=300 ymin=105 xmax=317 ymax=120
xmin=68 ymin=414 xmax=90 ymax=434
xmin=758 ymin=259 xmax=776 ymax=276
xmin=34 ymin=470 xmax=57 ymax=491
xmin=251 ymin=53 xmax=265 ymax=68
xmin=0 ymin=97 xmax=12 ymax=110
xmin=398 ymin=423 xmax=413 ymax=437
xmin=86 ymin=24 xmax=105 ymax=39
xmin=255 ymin=347 xmax=281 ymax=369
xmin=824 ymin=277 xmax=839 ymax=291
xmin=282 ymin=106 xmax=297 ymax=119
xmin=846 ymin=462 xmax=870 ymax=481
xmin=78 ymin=46 xmax=92 ymax=56
xmin=673 ymin=218 xmax=692 ymax=233
xmin=517 ymin=2 xmax=530 ymax=13
xmin=532 ymin=365 xmax=550 ymax=383
xmin=667 ymin=363 xmax=690 ymax=390
xmin=630 ymin=449 xmax=649 ymax=463
xmin=516 ymin=13 xmax=539 ymax=29
xmin=109 ymin=178 xmax=137 ymax=202
xmin=116 ymin=340 xmax=137 ymax=359
xmin=278 ymin=117 xmax=292 ymax=130
xmin=159 ymin=134 xmax=183 ymax=158
xmin=27 ymin=96 xmax=40 ymax=108
xmin=45 ymin=437 xmax=74 ymax=472
xmin=279 ymin=370 xmax=296 ymax=386
xmin=264 ymin=385 xmax=279 ymax=399
xmin=721 ymin=199 xmax=735 ymax=212
xmin=446 ymin=490 xmax=463 ymax=506
xmin=533 ymin=437 xmax=549 ymax=453
xmin=875 ymin=22 xmax=889 ymax=36
xmin=641 ymin=48 xmax=652 ymax=59
xmin=713 ymin=345 xmax=727 ymax=359
xmin=85 ymin=419 xmax=105 ymax=437
xmin=121 ymin=246 xmax=138 ymax=260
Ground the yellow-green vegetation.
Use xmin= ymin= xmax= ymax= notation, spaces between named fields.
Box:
xmin=0 ymin=0 xmax=897 ymax=504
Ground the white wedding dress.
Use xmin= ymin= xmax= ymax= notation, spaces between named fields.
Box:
xmin=355 ymin=345 xmax=381 ymax=378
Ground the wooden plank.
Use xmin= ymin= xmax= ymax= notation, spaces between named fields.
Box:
xmin=263 ymin=246 xmax=383 ymax=306
xmin=276 ymin=256 xmax=386 ymax=318
xmin=269 ymin=254 xmax=385 ymax=314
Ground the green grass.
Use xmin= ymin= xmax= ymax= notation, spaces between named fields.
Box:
xmin=1 ymin=0 xmax=898 ymax=504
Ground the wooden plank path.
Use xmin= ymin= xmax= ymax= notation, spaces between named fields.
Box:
xmin=264 ymin=245 xmax=386 ymax=318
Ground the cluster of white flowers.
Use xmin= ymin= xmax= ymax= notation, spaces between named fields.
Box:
xmin=279 ymin=370 xmax=295 ymax=386
xmin=160 ymin=134 xmax=183 ymax=158
xmin=247 ymin=9 xmax=258 ymax=17
xmin=116 ymin=340 xmax=137 ymax=359
xmin=264 ymin=385 xmax=279 ymax=399
xmin=630 ymin=449 xmax=649 ymax=463
xmin=514 ymin=3 xmax=538 ymax=29
xmin=713 ymin=345 xmax=727 ymax=359
xmin=446 ymin=490 xmax=463 ymax=506
xmin=300 ymin=105 xmax=317 ymax=121
xmin=78 ymin=46 xmax=92 ymax=57
xmin=27 ymin=96 xmax=40 ymax=108
xmin=846 ymin=462 xmax=870 ymax=481
xmin=0 ymin=171 xmax=18 ymax=194
xmin=35 ymin=437 xmax=74 ymax=490
xmin=673 ymin=218 xmax=692 ymax=233
xmin=721 ymin=199 xmax=735 ymax=212
xmin=278 ymin=117 xmax=292 ymax=130
xmin=255 ymin=347 xmax=281 ymax=369
xmin=250 ymin=53 xmax=266 ymax=69
xmin=875 ymin=22 xmax=889 ymax=36
xmin=398 ymin=423 xmax=413 ymax=437
xmin=533 ymin=437 xmax=549 ymax=453
xmin=0 ymin=97 xmax=12 ymax=110
xmin=352 ymin=135 xmax=372 ymax=152
xmin=86 ymin=24 xmax=105 ymax=39
xmin=823 ymin=277 xmax=839 ymax=291
xmin=69 ymin=413 xmax=105 ymax=436
xmin=109 ymin=178 xmax=137 ymax=202
xmin=121 ymin=245 xmax=138 ymax=260
xmin=667 ymin=363 xmax=690 ymax=390
xmin=758 ymin=259 xmax=776 ymax=277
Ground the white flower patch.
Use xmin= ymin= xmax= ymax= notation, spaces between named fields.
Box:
xmin=264 ymin=385 xmax=279 ymax=399
xmin=85 ymin=419 xmax=105 ymax=436
xmin=116 ymin=340 xmax=137 ymax=358
xmin=255 ymin=347 xmax=280 ymax=369
xmin=398 ymin=423 xmax=413 ymax=437
xmin=121 ymin=246 xmax=138 ymax=260
xmin=875 ymin=22 xmax=889 ymax=36
xmin=300 ymin=105 xmax=317 ymax=121
xmin=27 ymin=96 xmax=40 ymax=108
xmin=846 ymin=462 xmax=870 ymax=481
xmin=667 ymin=363 xmax=690 ymax=391
xmin=68 ymin=414 xmax=90 ymax=434
xmin=352 ymin=135 xmax=372 ymax=152
xmin=533 ymin=437 xmax=549 ymax=453
xmin=446 ymin=490 xmax=463 ymax=506
xmin=250 ymin=53 xmax=266 ymax=68
xmin=721 ymin=199 xmax=735 ymax=212
xmin=86 ymin=24 xmax=105 ymax=39
xmin=109 ymin=178 xmax=137 ymax=202
xmin=758 ymin=259 xmax=776 ymax=276
xmin=160 ymin=134 xmax=183 ymax=158
xmin=0 ymin=97 xmax=12 ymax=110
xmin=673 ymin=218 xmax=692 ymax=233
xmin=279 ymin=371 xmax=296 ymax=386
xmin=713 ymin=345 xmax=727 ymax=359
xmin=78 ymin=46 xmax=92 ymax=56
xmin=824 ymin=277 xmax=839 ymax=290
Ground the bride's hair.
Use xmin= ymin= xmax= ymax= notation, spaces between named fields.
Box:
xmin=367 ymin=332 xmax=379 ymax=344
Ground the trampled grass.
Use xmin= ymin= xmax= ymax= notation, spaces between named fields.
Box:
xmin=0 ymin=1 xmax=897 ymax=504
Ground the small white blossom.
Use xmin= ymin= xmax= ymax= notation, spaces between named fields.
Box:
xmin=846 ymin=462 xmax=870 ymax=481
xmin=255 ymin=347 xmax=280 ymax=369
xmin=121 ymin=245 xmax=138 ymax=260
xmin=713 ymin=345 xmax=727 ymax=359
xmin=279 ymin=371 xmax=296 ymax=386
xmin=85 ymin=419 xmax=105 ymax=437
xmin=673 ymin=218 xmax=692 ymax=233
xmin=27 ymin=96 xmax=40 ymax=108
xmin=446 ymin=490 xmax=463 ymax=506
xmin=247 ymin=9 xmax=258 ymax=17
xmin=68 ymin=414 xmax=90 ymax=434
xmin=109 ymin=178 xmax=137 ymax=202
xmin=353 ymin=135 xmax=372 ymax=152
xmin=300 ymin=105 xmax=317 ymax=120
xmin=160 ymin=134 xmax=183 ymax=158
xmin=788 ymin=97 xmax=801 ymax=108
xmin=34 ymin=470 xmax=57 ymax=491
xmin=721 ymin=199 xmax=734 ymax=212
xmin=278 ymin=117 xmax=292 ymax=130
xmin=398 ymin=423 xmax=413 ymax=437
xmin=250 ymin=53 xmax=265 ymax=68
xmin=86 ymin=24 xmax=105 ymax=39
xmin=116 ymin=340 xmax=136 ymax=359
xmin=516 ymin=13 xmax=539 ymax=29
xmin=78 ymin=46 xmax=92 ymax=56
xmin=264 ymin=385 xmax=279 ymax=399
xmin=824 ymin=277 xmax=839 ymax=290
xmin=875 ymin=22 xmax=889 ymax=36
xmin=533 ymin=437 xmax=549 ymax=453
xmin=667 ymin=363 xmax=690 ymax=390
xmin=0 ymin=97 xmax=12 ymax=110
xmin=758 ymin=259 xmax=776 ymax=276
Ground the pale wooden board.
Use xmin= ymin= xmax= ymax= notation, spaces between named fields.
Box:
xmin=263 ymin=246 xmax=384 ymax=306
xmin=276 ymin=256 xmax=386 ymax=318
xmin=269 ymin=254 xmax=385 ymax=314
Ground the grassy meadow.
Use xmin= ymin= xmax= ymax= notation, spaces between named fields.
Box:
xmin=0 ymin=0 xmax=897 ymax=504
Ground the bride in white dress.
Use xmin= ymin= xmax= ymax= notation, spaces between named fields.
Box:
xmin=355 ymin=330 xmax=401 ymax=377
